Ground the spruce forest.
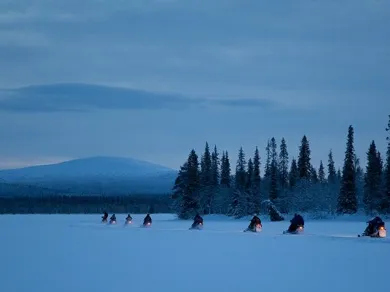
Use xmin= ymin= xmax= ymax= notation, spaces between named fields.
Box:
xmin=171 ymin=115 xmax=390 ymax=220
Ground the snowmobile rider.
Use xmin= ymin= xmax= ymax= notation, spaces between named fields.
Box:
xmin=249 ymin=214 xmax=262 ymax=229
xmin=193 ymin=213 xmax=203 ymax=225
xmin=102 ymin=212 xmax=108 ymax=222
xmin=110 ymin=214 xmax=116 ymax=222
xmin=287 ymin=213 xmax=304 ymax=232
xmin=143 ymin=213 xmax=152 ymax=225
xmin=126 ymin=214 xmax=132 ymax=221
xmin=364 ymin=216 xmax=385 ymax=236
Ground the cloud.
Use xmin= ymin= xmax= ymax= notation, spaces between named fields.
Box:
xmin=0 ymin=0 xmax=388 ymax=105
xmin=0 ymin=0 xmax=389 ymax=171
xmin=0 ymin=83 xmax=275 ymax=112
xmin=211 ymin=98 xmax=275 ymax=108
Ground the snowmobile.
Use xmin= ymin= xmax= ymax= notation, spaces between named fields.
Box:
xmin=244 ymin=223 xmax=262 ymax=233
xmin=244 ymin=215 xmax=262 ymax=232
xmin=358 ymin=221 xmax=386 ymax=238
xmin=378 ymin=225 xmax=387 ymax=238
xmin=189 ymin=221 xmax=203 ymax=230
xmin=109 ymin=214 xmax=117 ymax=224
xmin=102 ymin=212 xmax=108 ymax=223
xmin=125 ymin=215 xmax=132 ymax=225
xmin=141 ymin=221 xmax=152 ymax=228
xmin=141 ymin=214 xmax=152 ymax=227
xmin=283 ymin=225 xmax=304 ymax=234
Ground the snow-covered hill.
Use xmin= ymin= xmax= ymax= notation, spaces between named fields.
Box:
xmin=0 ymin=156 xmax=178 ymax=195
xmin=0 ymin=156 xmax=175 ymax=180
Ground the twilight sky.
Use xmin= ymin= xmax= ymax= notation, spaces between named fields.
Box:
xmin=0 ymin=0 xmax=389 ymax=172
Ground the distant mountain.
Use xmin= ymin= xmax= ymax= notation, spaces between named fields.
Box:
xmin=0 ymin=182 xmax=67 ymax=197
xmin=0 ymin=156 xmax=178 ymax=195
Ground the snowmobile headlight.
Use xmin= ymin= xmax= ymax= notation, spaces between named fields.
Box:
xmin=379 ymin=226 xmax=384 ymax=230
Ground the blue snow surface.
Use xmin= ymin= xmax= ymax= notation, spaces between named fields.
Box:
xmin=1 ymin=213 xmax=389 ymax=292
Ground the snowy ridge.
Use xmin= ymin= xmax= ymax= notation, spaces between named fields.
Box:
xmin=0 ymin=156 xmax=178 ymax=194
xmin=0 ymin=156 xmax=176 ymax=180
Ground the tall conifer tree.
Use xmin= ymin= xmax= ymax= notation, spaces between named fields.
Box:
xmin=318 ymin=161 xmax=326 ymax=183
xmin=279 ymin=138 xmax=289 ymax=189
xmin=298 ymin=135 xmax=311 ymax=179
xmin=384 ymin=115 xmax=390 ymax=213
xmin=327 ymin=150 xmax=337 ymax=183
xmin=221 ymin=151 xmax=231 ymax=187
xmin=337 ymin=125 xmax=357 ymax=214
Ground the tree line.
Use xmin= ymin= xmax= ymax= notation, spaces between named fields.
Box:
xmin=0 ymin=194 xmax=170 ymax=214
xmin=171 ymin=115 xmax=390 ymax=220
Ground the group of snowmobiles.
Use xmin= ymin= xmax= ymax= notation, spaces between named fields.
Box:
xmin=101 ymin=212 xmax=152 ymax=227
xmin=241 ymin=213 xmax=386 ymax=238
xmin=242 ymin=213 xmax=305 ymax=234
xmin=101 ymin=211 xmax=386 ymax=238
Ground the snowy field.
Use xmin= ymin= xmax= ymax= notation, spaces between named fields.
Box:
xmin=1 ymin=214 xmax=389 ymax=292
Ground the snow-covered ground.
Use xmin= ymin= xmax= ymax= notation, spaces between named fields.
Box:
xmin=1 ymin=214 xmax=389 ymax=292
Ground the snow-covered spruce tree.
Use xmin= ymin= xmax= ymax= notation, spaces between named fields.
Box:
xmin=261 ymin=140 xmax=272 ymax=206
xmin=298 ymin=135 xmax=311 ymax=179
xmin=384 ymin=115 xmax=390 ymax=213
xmin=220 ymin=151 xmax=231 ymax=187
xmin=354 ymin=155 xmax=365 ymax=211
xmin=308 ymin=164 xmax=322 ymax=214
xmin=287 ymin=158 xmax=298 ymax=211
xmin=246 ymin=158 xmax=253 ymax=190
xmin=318 ymin=161 xmax=326 ymax=184
xmin=171 ymin=162 xmax=189 ymax=214
xmin=200 ymin=142 xmax=213 ymax=214
xmin=246 ymin=158 xmax=256 ymax=214
xmin=311 ymin=166 xmax=318 ymax=184
xmin=252 ymin=147 xmax=261 ymax=213
xmin=262 ymin=199 xmax=284 ymax=221
xmin=211 ymin=145 xmax=220 ymax=187
xmin=289 ymin=158 xmax=299 ymax=189
xmin=278 ymin=138 xmax=289 ymax=213
xmin=210 ymin=145 xmax=220 ymax=214
xmin=216 ymin=151 xmax=232 ymax=214
xmin=268 ymin=138 xmax=280 ymax=209
xmin=327 ymin=150 xmax=337 ymax=184
xmin=229 ymin=147 xmax=248 ymax=217
xmin=311 ymin=160 xmax=329 ymax=216
xmin=364 ymin=141 xmax=383 ymax=214
xmin=323 ymin=150 xmax=339 ymax=214
xmin=337 ymin=125 xmax=357 ymax=214
xmin=279 ymin=138 xmax=289 ymax=188
xmin=264 ymin=140 xmax=271 ymax=179
xmin=171 ymin=149 xmax=201 ymax=219
xmin=269 ymin=159 xmax=279 ymax=202
xmin=294 ymin=135 xmax=313 ymax=212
